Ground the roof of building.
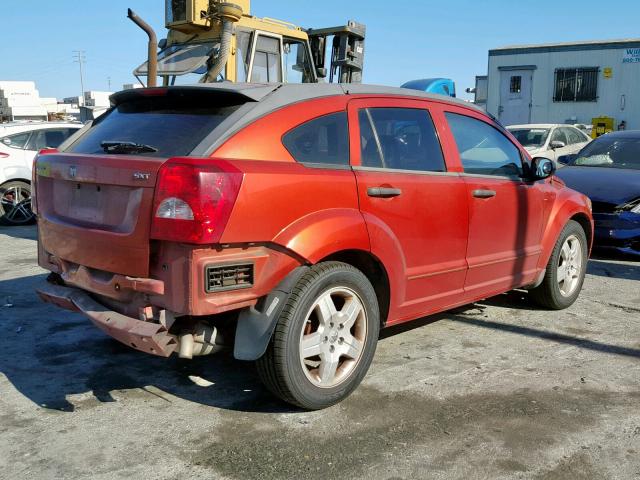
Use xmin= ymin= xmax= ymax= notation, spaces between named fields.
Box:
xmin=490 ymin=38 xmax=640 ymax=56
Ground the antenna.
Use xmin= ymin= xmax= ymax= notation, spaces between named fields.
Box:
xmin=73 ymin=50 xmax=86 ymax=105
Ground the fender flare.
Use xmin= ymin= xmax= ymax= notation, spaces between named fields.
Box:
xmin=272 ymin=208 xmax=371 ymax=264
xmin=537 ymin=197 xmax=593 ymax=271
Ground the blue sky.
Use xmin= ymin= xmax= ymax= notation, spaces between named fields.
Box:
xmin=3 ymin=0 xmax=640 ymax=99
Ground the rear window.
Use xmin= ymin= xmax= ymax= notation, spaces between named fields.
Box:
xmin=67 ymin=92 xmax=243 ymax=157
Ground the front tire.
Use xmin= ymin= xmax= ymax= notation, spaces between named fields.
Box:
xmin=530 ymin=220 xmax=588 ymax=310
xmin=256 ymin=262 xmax=380 ymax=410
xmin=0 ymin=180 xmax=35 ymax=226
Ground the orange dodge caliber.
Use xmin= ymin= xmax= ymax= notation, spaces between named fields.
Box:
xmin=34 ymin=83 xmax=593 ymax=409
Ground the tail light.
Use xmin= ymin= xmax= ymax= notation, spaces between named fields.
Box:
xmin=150 ymin=158 xmax=243 ymax=244
xmin=0 ymin=152 xmax=8 ymax=158
xmin=31 ymin=149 xmax=58 ymax=215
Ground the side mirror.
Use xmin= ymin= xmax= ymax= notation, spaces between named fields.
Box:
xmin=550 ymin=140 xmax=566 ymax=149
xmin=1 ymin=138 xmax=11 ymax=145
xmin=557 ymin=154 xmax=576 ymax=165
xmin=531 ymin=157 xmax=556 ymax=179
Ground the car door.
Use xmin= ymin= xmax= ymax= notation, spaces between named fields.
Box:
xmin=443 ymin=108 xmax=546 ymax=297
xmin=348 ymin=98 xmax=469 ymax=321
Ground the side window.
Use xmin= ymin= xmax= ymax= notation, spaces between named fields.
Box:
xmin=446 ymin=112 xmax=523 ymax=178
xmin=26 ymin=129 xmax=69 ymax=150
xmin=250 ymin=35 xmax=282 ymax=83
xmin=565 ymin=128 xmax=582 ymax=145
xmin=1 ymin=131 xmax=31 ymax=149
xmin=283 ymin=39 xmax=314 ymax=84
xmin=358 ymin=107 xmax=445 ymax=172
xmin=283 ymin=112 xmax=349 ymax=166
xmin=551 ymin=128 xmax=568 ymax=145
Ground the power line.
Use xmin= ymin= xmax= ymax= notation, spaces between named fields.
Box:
xmin=72 ymin=50 xmax=86 ymax=104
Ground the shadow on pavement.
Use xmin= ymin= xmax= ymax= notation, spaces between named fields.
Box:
xmin=2 ymin=270 xmax=639 ymax=415
xmin=0 ymin=224 xmax=37 ymax=241
xmin=0 ymin=273 xmax=296 ymax=414
xmin=587 ymin=258 xmax=640 ymax=280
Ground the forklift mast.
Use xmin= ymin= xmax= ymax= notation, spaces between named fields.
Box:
xmin=129 ymin=0 xmax=366 ymax=86
xmin=308 ymin=21 xmax=366 ymax=84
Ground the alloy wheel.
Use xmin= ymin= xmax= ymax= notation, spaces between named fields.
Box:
xmin=557 ymin=234 xmax=583 ymax=297
xmin=1 ymin=184 xmax=34 ymax=225
xmin=298 ymin=286 xmax=367 ymax=388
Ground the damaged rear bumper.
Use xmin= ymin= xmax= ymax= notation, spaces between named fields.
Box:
xmin=37 ymin=282 xmax=178 ymax=357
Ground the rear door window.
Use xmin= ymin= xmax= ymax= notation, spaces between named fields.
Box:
xmin=27 ymin=128 xmax=76 ymax=151
xmin=358 ymin=107 xmax=445 ymax=172
xmin=67 ymin=93 xmax=243 ymax=157
xmin=282 ymin=112 xmax=349 ymax=166
xmin=446 ymin=112 xmax=523 ymax=178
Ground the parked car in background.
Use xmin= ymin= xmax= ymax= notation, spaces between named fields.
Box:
xmin=507 ymin=124 xmax=591 ymax=164
xmin=34 ymin=84 xmax=593 ymax=409
xmin=0 ymin=122 xmax=82 ymax=225
xmin=555 ymin=130 xmax=640 ymax=257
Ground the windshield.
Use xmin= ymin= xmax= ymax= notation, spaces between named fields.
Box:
xmin=134 ymin=43 xmax=215 ymax=76
xmin=573 ymin=136 xmax=640 ymax=169
xmin=508 ymin=128 xmax=550 ymax=148
xmin=66 ymin=92 xmax=242 ymax=157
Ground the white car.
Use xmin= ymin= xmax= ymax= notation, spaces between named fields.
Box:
xmin=0 ymin=122 xmax=82 ymax=225
xmin=507 ymin=123 xmax=591 ymax=165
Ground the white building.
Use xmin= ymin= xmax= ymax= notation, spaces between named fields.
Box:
xmin=486 ymin=38 xmax=640 ymax=129
xmin=84 ymin=91 xmax=113 ymax=108
xmin=0 ymin=81 xmax=48 ymax=122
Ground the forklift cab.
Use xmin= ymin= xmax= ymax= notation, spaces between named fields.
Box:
xmin=132 ymin=0 xmax=365 ymax=86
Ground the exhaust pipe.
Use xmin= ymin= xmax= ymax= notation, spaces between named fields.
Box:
xmin=127 ymin=8 xmax=158 ymax=87
xmin=201 ymin=3 xmax=243 ymax=83
xmin=178 ymin=324 xmax=220 ymax=359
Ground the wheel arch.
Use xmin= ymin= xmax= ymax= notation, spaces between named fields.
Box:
xmin=538 ymin=196 xmax=594 ymax=270
xmin=319 ymin=249 xmax=391 ymax=327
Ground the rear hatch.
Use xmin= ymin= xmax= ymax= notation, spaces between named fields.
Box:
xmin=36 ymin=87 xmax=252 ymax=278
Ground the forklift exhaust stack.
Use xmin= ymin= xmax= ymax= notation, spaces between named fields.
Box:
xmin=127 ymin=8 xmax=158 ymax=87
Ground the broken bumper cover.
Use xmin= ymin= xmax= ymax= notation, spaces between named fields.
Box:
xmin=37 ymin=282 xmax=178 ymax=357
xmin=594 ymin=212 xmax=640 ymax=256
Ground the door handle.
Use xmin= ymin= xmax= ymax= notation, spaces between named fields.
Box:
xmin=472 ymin=189 xmax=496 ymax=199
xmin=367 ymin=187 xmax=402 ymax=198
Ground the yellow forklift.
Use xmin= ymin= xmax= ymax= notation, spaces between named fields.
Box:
xmin=129 ymin=0 xmax=365 ymax=87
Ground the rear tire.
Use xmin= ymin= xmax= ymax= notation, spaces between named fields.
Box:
xmin=256 ymin=262 xmax=379 ymax=410
xmin=530 ymin=220 xmax=588 ymax=310
xmin=0 ymin=180 xmax=35 ymax=226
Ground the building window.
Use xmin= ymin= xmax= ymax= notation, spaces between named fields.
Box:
xmin=554 ymin=68 xmax=598 ymax=102
xmin=509 ymin=75 xmax=522 ymax=93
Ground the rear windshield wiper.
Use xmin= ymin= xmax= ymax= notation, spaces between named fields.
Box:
xmin=101 ymin=141 xmax=158 ymax=154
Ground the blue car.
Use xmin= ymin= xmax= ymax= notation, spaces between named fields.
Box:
xmin=555 ymin=131 xmax=640 ymax=257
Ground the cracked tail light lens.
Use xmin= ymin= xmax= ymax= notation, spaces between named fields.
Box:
xmin=150 ymin=158 xmax=243 ymax=244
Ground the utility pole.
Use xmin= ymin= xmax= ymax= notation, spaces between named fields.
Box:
xmin=107 ymin=76 xmax=111 ymax=91
xmin=73 ymin=50 xmax=86 ymax=105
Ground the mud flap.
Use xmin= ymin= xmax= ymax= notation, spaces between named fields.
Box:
xmin=233 ymin=266 xmax=309 ymax=361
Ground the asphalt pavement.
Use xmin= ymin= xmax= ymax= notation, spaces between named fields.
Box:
xmin=1 ymin=225 xmax=639 ymax=479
